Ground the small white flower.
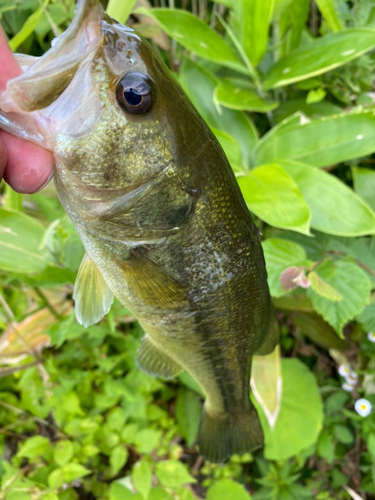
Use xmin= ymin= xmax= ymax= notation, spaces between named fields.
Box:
xmin=355 ymin=398 xmax=372 ymax=417
xmin=342 ymin=382 xmax=354 ymax=392
xmin=368 ymin=332 xmax=375 ymax=343
xmin=346 ymin=372 xmax=359 ymax=386
xmin=338 ymin=364 xmax=352 ymax=377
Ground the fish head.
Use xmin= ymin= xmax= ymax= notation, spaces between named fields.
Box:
xmin=0 ymin=0 xmax=206 ymax=200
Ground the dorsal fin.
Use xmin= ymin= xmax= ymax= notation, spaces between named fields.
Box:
xmin=73 ymin=253 xmax=114 ymax=327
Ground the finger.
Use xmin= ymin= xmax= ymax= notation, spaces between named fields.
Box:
xmin=0 ymin=27 xmax=54 ymax=193
xmin=0 ymin=136 xmax=7 ymax=180
xmin=1 ymin=131 xmax=53 ymax=193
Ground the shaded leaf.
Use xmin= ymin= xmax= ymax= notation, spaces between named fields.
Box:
xmin=307 ymin=260 xmax=371 ymax=335
xmin=17 ymin=436 xmax=50 ymax=459
xmin=292 ymin=312 xmax=347 ymax=349
xmin=264 ymin=29 xmax=375 ymax=89
xmin=132 ymin=460 xmax=152 ymax=500
xmin=315 ymin=0 xmax=343 ymax=31
xmin=352 ymin=166 xmax=375 ymax=212
xmin=175 ymin=387 xmax=201 ymax=446
xmin=238 ymin=164 xmax=311 ymax=234
xmin=110 ymin=445 xmax=129 ymax=477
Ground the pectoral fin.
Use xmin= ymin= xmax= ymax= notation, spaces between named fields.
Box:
xmin=73 ymin=253 xmax=114 ymax=328
xmin=118 ymin=251 xmax=188 ymax=309
xmin=137 ymin=335 xmax=183 ymax=378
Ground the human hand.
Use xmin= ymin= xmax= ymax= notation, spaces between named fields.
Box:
xmin=0 ymin=27 xmax=54 ymax=193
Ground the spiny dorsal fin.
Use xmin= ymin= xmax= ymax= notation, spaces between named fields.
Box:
xmin=137 ymin=335 xmax=183 ymax=379
xmin=73 ymin=253 xmax=114 ymax=328
xmin=118 ymin=251 xmax=188 ymax=309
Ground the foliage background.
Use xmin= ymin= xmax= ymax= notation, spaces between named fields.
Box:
xmin=1 ymin=0 xmax=375 ymax=498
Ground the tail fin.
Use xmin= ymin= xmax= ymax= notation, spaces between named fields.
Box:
xmin=198 ymin=404 xmax=263 ymax=463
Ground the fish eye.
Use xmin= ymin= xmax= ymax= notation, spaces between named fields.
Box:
xmin=116 ymin=73 xmax=154 ymax=114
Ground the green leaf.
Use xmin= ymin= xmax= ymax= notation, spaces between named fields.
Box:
xmin=238 ymin=164 xmax=311 ymax=234
xmin=307 ymin=259 xmax=371 ymax=335
xmin=262 ymin=238 xmax=310 ymax=297
xmin=352 ymin=166 xmax=375 ymax=212
xmin=148 ymin=488 xmax=174 ymax=500
xmin=175 ymin=387 xmax=202 ymax=446
xmin=180 ymin=59 xmax=258 ymax=168
xmin=280 ymin=161 xmax=375 ymax=236
xmin=132 ymin=460 xmax=152 ymax=500
xmin=211 ymin=128 xmax=243 ymax=173
xmin=306 ymin=88 xmax=327 ymax=104
xmin=278 ymin=0 xmax=310 ymax=57
xmin=308 ymin=271 xmax=342 ymax=301
xmin=234 ymin=0 xmax=274 ymax=66
xmin=253 ymin=358 xmax=323 ymax=460
xmin=334 ymin=424 xmax=354 ymax=444
xmin=214 ymin=79 xmax=278 ymax=112
xmin=53 ymin=441 xmax=74 ymax=467
xmin=292 ymin=312 xmax=347 ymax=350
xmin=207 ymin=479 xmax=252 ymax=500
xmin=155 ymin=460 xmax=196 ymax=489
xmin=315 ymin=0 xmax=343 ymax=31
xmin=136 ymin=8 xmax=246 ymax=74
xmin=0 ymin=208 xmax=50 ymax=274
xmin=17 ymin=436 xmax=50 ymax=459
xmin=274 ymin=99 xmax=341 ymax=123
xmin=106 ymin=0 xmax=137 ymax=23
xmin=255 ymin=110 xmax=375 ymax=168
xmin=357 ymin=300 xmax=375 ymax=331
xmin=133 ymin=429 xmax=161 ymax=454
xmin=110 ymin=483 xmax=142 ymax=500
xmin=178 ymin=371 xmax=205 ymax=397
xmin=263 ymin=29 xmax=375 ymax=89
xmin=61 ymin=463 xmax=91 ymax=482
xmin=8 ymin=0 xmax=48 ymax=51
xmin=110 ymin=445 xmax=129 ymax=477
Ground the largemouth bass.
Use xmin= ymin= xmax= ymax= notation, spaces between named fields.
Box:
xmin=0 ymin=0 xmax=278 ymax=462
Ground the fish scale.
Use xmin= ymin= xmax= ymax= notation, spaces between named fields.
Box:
xmin=0 ymin=0 xmax=278 ymax=462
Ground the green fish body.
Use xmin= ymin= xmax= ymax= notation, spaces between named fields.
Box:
xmin=0 ymin=0 xmax=278 ymax=462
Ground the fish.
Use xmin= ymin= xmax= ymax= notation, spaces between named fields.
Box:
xmin=0 ymin=0 xmax=278 ymax=463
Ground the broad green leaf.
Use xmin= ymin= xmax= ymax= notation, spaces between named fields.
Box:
xmin=133 ymin=428 xmax=161 ymax=454
xmin=211 ymin=128 xmax=243 ymax=173
xmin=175 ymin=387 xmax=202 ymax=446
xmin=234 ymin=0 xmax=274 ymax=66
xmin=273 ymin=0 xmax=294 ymax=18
xmin=280 ymin=161 xmax=375 ymax=236
xmin=110 ymin=445 xmax=129 ymax=477
xmin=292 ymin=312 xmax=347 ymax=349
xmin=17 ymin=436 xmax=50 ymax=459
xmin=251 ymin=345 xmax=282 ymax=429
xmin=238 ymin=164 xmax=311 ymax=234
xmin=9 ymin=0 xmax=48 ymax=51
xmin=53 ymin=441 xmax=74 ymax=466
xmin=255 ymin=110 xmax=375 ymax=168
xmin=315 ymin=0 xmax=343 ymax=31
xmin=334 ymin=424 xmax=354 ymax=444
xmin=308 ymin=271 xmax=342 ymax=301
xmin=207 ymin=479 xmax=252 ymax=500
xmin=61 ymin=462 xmax=91 ymax=482
xmin=263 ymin=29 xmax=375 ymax=89
xmin=149 ymin=488 xmax=174 ymax=500
xmin=136 ymin=9 xmax=246 ymax=74
xmin=352 ymin=166 xmax=375 ymax=211
xmin=155 ymin=460 xmax=196 ymax=489
xmin=262 ymin=238 xmax=311 ymax=297
xmin=110 ymin=483 xmax=142 ymax=500
xmin=307 ymin=259 xmax=371 ymax=335
xmin=0 ymin=208 xmax=50 ymax=274
xmin=106 ymin=0 xmax=137 ymax=23
xmin=132 ymin=460 xmax=152 ymax=500
xmin=178 ymin=370 xmax=205 ymax=397
xmin=274 ymin=99 xmax=341 ymax=123
xmin=214 ymin=79 xmax=278 ymax=112
xmin=278 ymin=0 xmax=310 ymax=57
xmin=306 ymin=88 xmax=327 ymax=104
xmin=253 ymin=358 xmax=323 ymax=460
xmin=357 ymin=300 xmax=375 ymax=332
xmin=180 ymin=59 xmax=258 ymax=167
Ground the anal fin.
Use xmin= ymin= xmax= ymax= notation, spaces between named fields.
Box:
xmin=73 ymin=253 xmax=114 ymax=328
xmin=137 ymin=335 xmax=183 ymax=379
xmin=256 ymin=315 xmax=279 ymax=356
